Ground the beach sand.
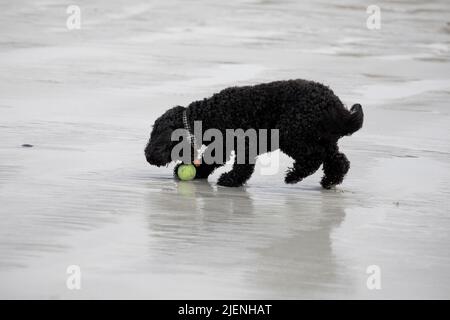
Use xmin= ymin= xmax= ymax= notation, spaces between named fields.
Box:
xmin=0 ymin=0 xmax=450 ymax=299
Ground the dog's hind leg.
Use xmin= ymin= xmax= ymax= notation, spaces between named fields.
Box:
xmin=284 ymin=150 xmax=324 ymax=184
xmin=320 ymin=148 xmax=350 ymax=189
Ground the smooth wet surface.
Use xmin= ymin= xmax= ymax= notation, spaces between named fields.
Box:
xmin=1 ymin=0 xmax=450 ymax=299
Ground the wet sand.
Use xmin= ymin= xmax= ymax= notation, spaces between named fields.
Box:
xmin=0 ymin=0 xmax=450 ymax=299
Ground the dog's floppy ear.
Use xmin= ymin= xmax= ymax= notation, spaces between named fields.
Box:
xmin=145 ymin=105 xmax=185 ymax=166
xmin=145 ymin=125 xmax=175 ymax=166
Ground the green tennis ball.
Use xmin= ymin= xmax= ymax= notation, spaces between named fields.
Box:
xmin=177 ymin=164 xmax=196 ymax=181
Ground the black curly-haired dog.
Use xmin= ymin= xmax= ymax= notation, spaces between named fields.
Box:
xmin=145 ymin=79 xmax=363 ymax=188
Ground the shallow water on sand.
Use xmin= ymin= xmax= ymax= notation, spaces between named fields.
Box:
xmin=1 ymin=0 xmax=450 ymax=299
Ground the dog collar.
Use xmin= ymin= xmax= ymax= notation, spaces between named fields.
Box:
xmin=182 ymin=109 xmax=197 ymax=147
xmin=182 ymin=109 xmax=203 ymax=163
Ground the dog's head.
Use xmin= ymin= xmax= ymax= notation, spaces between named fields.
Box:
xmin=145 ymin=106 xmax=185 ymax=167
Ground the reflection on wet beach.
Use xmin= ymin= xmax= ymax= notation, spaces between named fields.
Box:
xmin=1 ymin=0 xmax=450 ymax=299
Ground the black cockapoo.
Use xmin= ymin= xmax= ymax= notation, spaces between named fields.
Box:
xmin=145 ymin=79 xmax=363 ymax=188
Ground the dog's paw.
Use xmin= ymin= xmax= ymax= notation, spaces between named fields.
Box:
xmin=321 ymin=183 xmax=334 ymax=190
xmin=284 ymin=172 xmax=300 ymax=184
xmin=217 ymin=174 xmax=242 ymax=187
xmin=194 ymin=164 xmax=213 ymax=179
xmin=320 ymin=177 xmax=335 ymax=189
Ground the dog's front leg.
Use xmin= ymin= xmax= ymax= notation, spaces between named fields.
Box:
xmin=194 ymin=163 xmax=221 ymax=179
xmin=217 ymin=144 xmax=256 ymax=187
xmin=217 ymin=162 xmax=255 ymax=187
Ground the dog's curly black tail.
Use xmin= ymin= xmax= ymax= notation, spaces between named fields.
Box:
xmin=344 ymin=103 xmax=364 ymax=136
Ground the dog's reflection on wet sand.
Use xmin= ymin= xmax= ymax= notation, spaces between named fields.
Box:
xmin=145 ymin=180 xmax=349 ymax=298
